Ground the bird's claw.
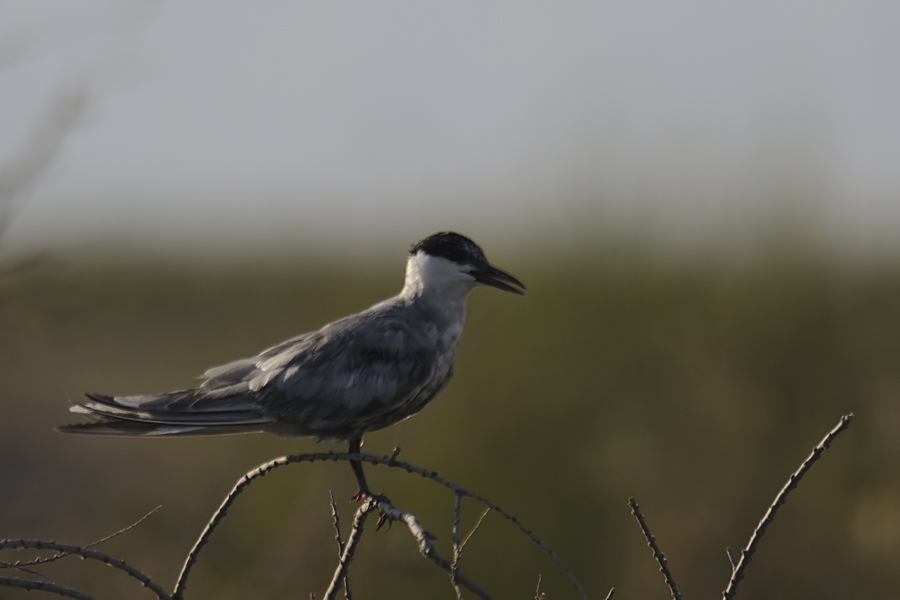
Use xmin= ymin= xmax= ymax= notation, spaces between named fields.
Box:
xmin=351 ymin=489 xmax=394 ymax=529
xmin=376 ymin=512 xmax=394 ymax=531
xmin=352 ymin=489 xmax=391 ymax=505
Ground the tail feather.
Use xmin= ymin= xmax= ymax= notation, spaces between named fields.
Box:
xmin=60 ymin=391 xmax=275 ymax=437
xmin=56 ymin=421 xmax=263 ymax=437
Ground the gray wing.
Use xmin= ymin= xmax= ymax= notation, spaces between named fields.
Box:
xmin=62 ymin=303 xmax=441 ymax=438
xmin=218 ymin=308 xmax=441 ymax=435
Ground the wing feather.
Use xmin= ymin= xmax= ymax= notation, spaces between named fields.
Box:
xmin=66 ymin=299 xmax=445 ymax=438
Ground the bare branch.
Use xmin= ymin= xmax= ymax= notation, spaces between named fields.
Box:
xmin=87 ymin=505 xmax=163 ymax=549
xmin=174 ymin=452 xmax=588 ymax=600
xmin=3 ymin=505 xmax=162 ymax=570
xmin=451 ymin=492 xmax=464 ymax=600
xmin=0 ymin=576 xmax=102 ymax=600
xmin=0 ymin=562 xmax=42 ymax=577
xmin=535 ymin=574 xmax=545 ymax=600
xmin=0 ymin=539 xmax=170 ymax=600
xmin=628 ymin=498 xmax=682 ymax=600
xmin=329 ymin=491 xmax=345 ymax=554
xmin=375 ymin=499 xmax=496 ymax=600
xmin=322 ymin=501 xmax=375 ymax=600
xmin=328 ymin=491 xmax=352 ymax=600
xmin=604 ymin=588 xmax=616 ymax=600
xmin=721 ymin=414 xmax=854 ymax=600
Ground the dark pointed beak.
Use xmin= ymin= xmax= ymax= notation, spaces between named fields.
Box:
xmin=473 ymin=264 xmax=526 ymax=295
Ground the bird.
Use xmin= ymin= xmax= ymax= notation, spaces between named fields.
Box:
xmin=59 ymin=231 xmax=525 ymax=498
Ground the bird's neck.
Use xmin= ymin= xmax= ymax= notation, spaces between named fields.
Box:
xmin=398 ymin=253 xmax=475 ymax=351
xmin=399 ymin=253 xmax=474 ymax=304
xmin=402 ymin=285 xmax=470 ymax=332
xmin=400 ymin=288 xmax=469 ymax=355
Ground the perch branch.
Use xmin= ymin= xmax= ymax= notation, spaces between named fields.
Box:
xmin=721 ymin=414 xmax=854 ymax=600
xmin=174 ymin=452 xmax=587 ymax=600
xmin=628 ymin=498 xmax=682 ymax=600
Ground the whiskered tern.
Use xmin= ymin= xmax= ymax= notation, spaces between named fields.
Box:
xmin=59 ymin=231 xmax=525 ymax=497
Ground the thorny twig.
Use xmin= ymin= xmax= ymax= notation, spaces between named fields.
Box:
xmin=451 ymin=493 xmax=464 ymax=600
xmin=721 ymin=414 xmax=854 ymax=600
xmin=0 ymin=539 xmax=171 ymax=600
xmin=322 ymin=501 xmax=375 ymax=600
xmin=1 ymin=505 xmax=161 ymax=571
xmin=376 ymin=499 xmax=496 ymax=600
xmin=0 ymin=576 xmax=102 ymax=600
xmin=628 ymin=498 xmax=682 ymax=600
xmin=328 ymin=491 xmax=352 ymax=600
xmin=320 ymin=496 xmax=497 ymax=600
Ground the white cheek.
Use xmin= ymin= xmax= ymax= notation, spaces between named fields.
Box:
xmin=407 ymin=254 xmax=471 ymax=291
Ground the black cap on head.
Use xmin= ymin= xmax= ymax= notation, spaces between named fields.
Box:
xmin=410 ymin=232 xmax=488 ymax=268
xmin=410 ymin=231 xmax=526 ymax=294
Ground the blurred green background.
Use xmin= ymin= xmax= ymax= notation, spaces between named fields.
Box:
xmin=3 ymin=2 xmax=900 ymax=598
xmin=2 ymin=240 xmax=898 ymax=599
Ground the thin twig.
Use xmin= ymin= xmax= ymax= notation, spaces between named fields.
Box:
xmin=174 ymin=452 xmax=588 ymax=600
xmin=328 ymin=491 xmax=352 ymax=600
xmin=460 ymin=507 xmax=491 ymax=553
xmin=725 ymin=547 xmax=737 ymax=570
xmin=87 ymin=505 xmax=163 ymax=548
xmin=722 ymin=414 xmax=854 ymax=600
xmin=0 ymin=553 xmax=42 ymax=575
xmin=535 ymin=574 xmax=545 ymax=600
xmin=451 ymin=492 xmax=464 ymax=600
xmin=374 ymin=499 xmax=496 ymax=600
xmin=604 ymin=588 xmax=616 ymax=600
xmin=2 ymin=505 xmax=162 ymax=570
xmin=0 ymin=539 xmax=171 ymax=600
xmin=322 ymin=502 xmax=375 ymax=600
xmin=450 ymin=503 xmax=490 ymax=596
xmin=329 ymin=491 xmax=345 ymax=554
xmin=628 ymin=498 xmax=682 ymax=600
xmin=0 ymin=576 xmax=101 ymax=600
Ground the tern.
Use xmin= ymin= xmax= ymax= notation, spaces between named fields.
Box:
xmin=59 ymin=231 xmax=525 ymax=497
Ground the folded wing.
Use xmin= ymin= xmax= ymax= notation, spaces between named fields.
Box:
xmin=60 ymin=303 xmax=440 ymax=439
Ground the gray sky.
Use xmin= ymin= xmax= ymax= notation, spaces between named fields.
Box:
xmin=2 ymin=0 xmax=899 ymax=254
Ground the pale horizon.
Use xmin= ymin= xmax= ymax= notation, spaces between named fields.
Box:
xmin=2 ymin=1 xmax=898 ymax=255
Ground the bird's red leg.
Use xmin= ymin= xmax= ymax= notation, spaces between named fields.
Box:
xmin=348 ymin=437 xmax=392 ymax=528
xmin=349 ymin=436 xmax=371 ymax=501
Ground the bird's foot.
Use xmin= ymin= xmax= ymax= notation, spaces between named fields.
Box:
xmin=351 ymin=489 xmax=394 ymax=530
xmin=352 ymin=488 xmax=391 ymax=505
